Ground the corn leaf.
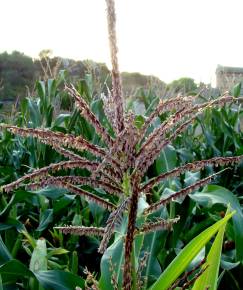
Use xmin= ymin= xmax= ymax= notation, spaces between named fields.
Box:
xmin=191 ymin=184 xmax=243 ymax=262
xmin=150 ymin=211 xmax=234 ymax=290
xmin=192 ymin=208 xmax=229 ymax=290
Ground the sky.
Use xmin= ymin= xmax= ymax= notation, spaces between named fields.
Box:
xmin=1 ymin=0 xmax=243 ymax=85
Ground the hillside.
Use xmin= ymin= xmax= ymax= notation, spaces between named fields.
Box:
xmin=0 ymin=51 xmax=168 ymax=101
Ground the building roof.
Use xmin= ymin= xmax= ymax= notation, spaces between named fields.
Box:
xmin=216 ymin=65 xmax=243 ymax=74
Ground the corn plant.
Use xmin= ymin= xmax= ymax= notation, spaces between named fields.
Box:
xmin=1 ymin=0 xmax=243 ymax=289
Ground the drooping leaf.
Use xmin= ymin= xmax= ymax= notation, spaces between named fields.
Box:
xmin=33 ymin=187 xmax=69 ymax=199
xmin=35 ymin=270 xmax=85 ymax=290
xmin=53 ymin=194 xmax=75 ymax=214
xmin=0 ymin=218 xmax=25 ymax=232
xmin=0 ymin=259 xmax=35 ymax=285
xmin=52 ymin=113 xmax=71 ymax=127
xmin=155 ymin=145 xmax=177 ymax=174
xmin=36 ymin=209 xmax=53 ymax=232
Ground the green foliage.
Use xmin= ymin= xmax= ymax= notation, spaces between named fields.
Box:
xmin=0 ymin=51 xmax=35 ymax=100
xmin=191 ymin=185 xmax=243 ymax=263
xmin=0 ymin=75 xmax=108 ymax=289
xmin=0 ymin=50 xmax=169 ymax=107
xmin=0 ymin=74 xmax=242 ymax=289
xmin=167 ymin=77 xmax=198 ymax=94
xmin=0 ymin=235 xmax=85 ymax=289
xmin=121 ymin=72 xmax=166 ymax=98
xmin=192 ymin=210 xmax=230 ymax=290
xmin=0 ymin=50 xmax=111 ymax=104
xmin=1 ymin=0 xmax=242 ymax=288
xmin=0 ymin=68 xmax=242 ymax=289
xmin=151 ymin=210 xmax=234 ymax=290
xmin=232 ymin=82 xmax=242 ymax=98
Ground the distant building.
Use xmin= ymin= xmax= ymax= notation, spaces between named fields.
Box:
xmin=216 ymin=65 xmax=243 ymax=94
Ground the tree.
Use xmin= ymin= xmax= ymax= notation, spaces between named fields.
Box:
xmin=0 ymin=51 xmax=35 ymax=100
xmin=167 ymin=77 xmax=197 ymax=95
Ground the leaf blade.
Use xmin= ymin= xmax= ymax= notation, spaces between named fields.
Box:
xmin=192 ymin=209 xmax=228 ymax=290
xmin=150 ymin=211 xmax=234 ymax=290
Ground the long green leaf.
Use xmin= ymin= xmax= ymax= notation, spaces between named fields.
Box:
xmin=150 ymin=211 xmax=234 ymax=290
xmin=192 ymin=209 xmax=229 ymax=290
xmin=191 ymin=184 xmax=243 ymax=262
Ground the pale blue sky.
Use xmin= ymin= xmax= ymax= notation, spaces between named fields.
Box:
xmin=1 ymin=0 xmax=243 ymax=84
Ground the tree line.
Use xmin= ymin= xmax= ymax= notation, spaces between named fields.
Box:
xmin=0 ymin=50 xmax=208 ymax=102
